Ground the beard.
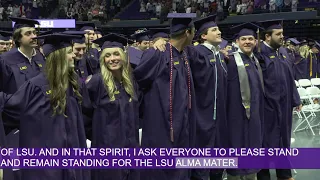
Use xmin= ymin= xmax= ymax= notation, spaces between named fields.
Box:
xmin=270 ymin=39 xmax=282 ymax=49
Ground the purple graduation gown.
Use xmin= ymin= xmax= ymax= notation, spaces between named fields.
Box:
xmin=226 ymin=52 xmax=264 ymax=176
xmin=75 ymin=58 xmax=90 ymax=82
xmin=293 ymin=56 xmax=308 ymax=80
xmin=259 ymin=42 xmax=300 ymax=149
xmin=86 ymin=48 xmax=100 ymax=74
xmin=307 ymin=53 xmax=319 ymax=78
xmin=0 ymin=48 xmax=45 ymax=94
xmin=1 ymin=73 xmax=91 ymax=180
xmin=86 ymin=74 xmax=140 ymax=180
xmin=185 ymin=45 xmax=228 ymax=179
xmin=0 ymin=48 xmax=45 ymax=180
xmin=133 ymin=43 xmax=197 ymax=180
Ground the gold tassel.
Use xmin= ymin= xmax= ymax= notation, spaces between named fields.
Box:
xmin=170 ymin=127 xmax=174 ymax=143
xmin=310 ymin=52 xmax=313 ymax=77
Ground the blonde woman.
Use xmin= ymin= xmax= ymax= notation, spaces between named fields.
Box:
xmin=0 ymin=34 xmax=91 ymax=180
xmin=87 ymin=33 xmax=140 ymax=180
xmin=293 ymin=43 xmax=309 ymax=80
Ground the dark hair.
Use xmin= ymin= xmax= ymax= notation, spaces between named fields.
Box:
xmin=261 ymin=29 xmax=273 ymax=41
xmin=170 ymin=27 xmax=193 ymax=40
xmin=197 ymin=28 xmax=209 ymax=44
xmin=12 ymin=29 xmax=23 ymax=47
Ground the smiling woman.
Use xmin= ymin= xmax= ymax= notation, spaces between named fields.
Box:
xmin=85 ymin=33 xmax=140 ymax=180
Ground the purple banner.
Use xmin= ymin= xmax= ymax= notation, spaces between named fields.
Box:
xmin=12 ymin=19 xmax=76 ymax=28
xmin=0 ymin=148 xmax=318 ymax=169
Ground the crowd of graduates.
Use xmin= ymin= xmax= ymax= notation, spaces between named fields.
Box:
xmin=0 ymin=12 xmax=318 ymax=180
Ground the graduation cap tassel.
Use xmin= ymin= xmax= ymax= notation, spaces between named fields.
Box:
xmin=257 ymin=28 xmax=261 ymax=53
xmin=37 ymin=24 xmax=41 ymax=48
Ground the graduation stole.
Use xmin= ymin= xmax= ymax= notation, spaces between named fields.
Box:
xmin=233 ymin=52 xmax=264 ymax=120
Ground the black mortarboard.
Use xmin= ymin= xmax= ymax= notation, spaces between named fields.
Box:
xmin=127 ymin=46 xmax=143 ymax=66
xmin=10 ymin=17 xmax=40 ymax=31
xmin=231 ymin=22 xmax=263 ymax=39
xmin=92 ymin=33 xmax=134 ymax=50
xmin=167 ymin=13 xmax=197 ymax=34
xmin=288 ymin=38 xmax=300 ymax=45
xmin=34 ymin=33 xmax=81 ymax=57
xmin=219 ymin=39 xmax=228 ymax=49
xmin=194 ymin=15 xmax=217 ymax=37
xmin=76 ymin=22 xmax=95 ymax=31
xmin=131 ymin=31 xmax=150 ymax=42
xmin=0 ymin=30 xmax=12 ymax=41
xmin=62 ymin=30 xmax=86 ymax=44
xmin=149 ymin=28 xmax=170 ymax=40
xmin=259 ymin=19 xmax=283 ymax=31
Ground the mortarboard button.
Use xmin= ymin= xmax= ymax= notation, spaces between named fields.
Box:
xmin=10 ymin=17 xmax=39 ymax=31
xmin=167 ymin=13 xmax=197 ymax=34
xmin=33 ymin=33 xmax=81 ymax=57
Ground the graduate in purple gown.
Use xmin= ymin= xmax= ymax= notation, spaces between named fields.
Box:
xmin=256 ymin=20 xmax=301 ymax=180
xmin=1 ymin=33 xmax=90 ymax=180
xmin=307 ymin=40 xmax=320 ymax=78
xmin=85 ymin=33 xmax=139 ymax=180
xmin=0 ymin=30 xmax=12 ymax=55
xmin=76 ymin=22 xmax=100 ymax=73
xmin=294 ymin=40 xmax=308 ymax=80
xmin=190 ymin=15 xmax=228 ymax=180
xmin=62 ymin=30 xmax=93 ymax=82
xmin=133 ymin=13 xmax=197 ymax=180
xmin=226 ymin=22 xmax=265 ymax=180
xmin=0 ymin=17 xmax=45 ymax=180
xmin=131 ymin=30 xmax=150 ymax=51
xmin=285 ymin=38 xmax=304 ymax=80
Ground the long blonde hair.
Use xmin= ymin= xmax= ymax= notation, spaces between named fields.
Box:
xmin=45 ymin=47 xmax=82 ymax=116
xmin=299 ymin=45 xmax=310 ymax=59
xmin=99 ymin=47 xmax=135 ymax=101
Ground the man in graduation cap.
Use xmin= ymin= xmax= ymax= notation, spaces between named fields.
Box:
xmin=0 ymin=30 xmax=12 ymax=54
xmin=131 ymin=30 xmax=150 ymax=51
xmin=62 ymin=30 xmax=99 ymax=80
xmin=189 ymin=14 xmax=228 ymax=180
xmin=133 ymin=13 xmax=197 ymax=180
xmin=0 ymin=17 xmax=45 ymax=180
xmin=225 ymin=22 xmax=265 ymax=180
xmin=76 ymin=22 xmax=100 ymax=64
xmin=307 ymin=40 xmax=320 ymax=78
xmin=257 ymin=20 xmax=301 ymax=180
xmin=285 ymin=38 xmax=302 ymax=79
xmin=152 ymin=14 xmax=227 ymax=180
